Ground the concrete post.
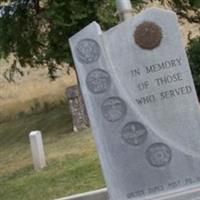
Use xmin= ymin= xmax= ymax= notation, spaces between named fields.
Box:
xmin=116 ymin=0 xmax=133 ymax=21
xmin=29 ymin=131 xmax=46 ymax=171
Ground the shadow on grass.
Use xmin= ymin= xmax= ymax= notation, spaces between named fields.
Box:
xmin=0 ymin=104 xmax=73 ymax=148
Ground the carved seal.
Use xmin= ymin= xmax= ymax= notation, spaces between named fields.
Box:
xmin=75 ymin=39 xmax=101 ymax=64
xmin=146 ymin=143 xmax=172 ymax=168
xmin=134 ymin=21 xmax=162 ymax=50
xmin=121 ymin=122 xmax=148 ymax=146
xmin=101 ymin=97 xmax=127 ymax=122
xmin=86 ymin=69 xmax=111 ymax=94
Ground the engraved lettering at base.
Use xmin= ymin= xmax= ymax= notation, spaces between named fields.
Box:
xmin=86 ymin=69 xmax=111 ymax=94
xmin=146 ymin=143 xmax=172 ymax=167
xmin=75 ymin=39 xmax=101 ymax=64
xmin=101 ymin=97 xmax=127 ymax=122
xmin=121 ymin=122 xmax=148 ymax=146
xmin=134 ymin=21 xmax=162 ymax=50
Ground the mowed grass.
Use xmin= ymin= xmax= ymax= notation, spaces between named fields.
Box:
xmin=0 ymin=104 xmax=105 ymax=200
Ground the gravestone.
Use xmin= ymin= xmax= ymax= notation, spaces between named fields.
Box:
xmin=69 ymin=8 xmax=200 ymax=200
xmin=29 ymin=131 xmax=46 ymax=171
xmin=66 ymin=85 xmax=89 ymax=132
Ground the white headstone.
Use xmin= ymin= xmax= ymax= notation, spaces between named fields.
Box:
xmin=69 ymin=8 xmax=200 ymax=200
xmin=29 ymin=131 xmax=46 ymax=171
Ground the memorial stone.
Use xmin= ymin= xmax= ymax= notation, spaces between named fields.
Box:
xmin=66 ymin=85 xmax=89 ymax=132
xmin=69 ymin=8 xmax=200 ymax=200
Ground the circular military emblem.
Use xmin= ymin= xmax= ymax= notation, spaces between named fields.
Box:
xmin=75 ymin=39 xmax=101 ymax=64
xmin=146 ymin=143 xmax=172 ymax=168
xmin=86 ymin=69 xmax=111 ymax=94
xmin=101 ymin=97 xmax=127 ymax=122
xmin=121 ymin=122 xmax=148 ymax=146
xmin=134 ymin=21 xmax=162 ymax=50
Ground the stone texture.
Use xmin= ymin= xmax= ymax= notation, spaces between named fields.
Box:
xmin=66 ymin=85 xmax=89 ymax=132
xmin=69 ymin=8 xmax=200 ymax=200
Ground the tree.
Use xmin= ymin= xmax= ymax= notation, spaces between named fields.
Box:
xmin=0 ymin=0 xmax=148 ymax=81
xmin=187 ymin=36 xmax=200 ymax=98
xmin=0 ymin=0 xmax=118 ymax=81
xmin=0 ymin=0 xmax=199 ymax=81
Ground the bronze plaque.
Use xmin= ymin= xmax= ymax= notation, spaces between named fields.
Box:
xmin=134 ymin=21 xmax=162 ymax=50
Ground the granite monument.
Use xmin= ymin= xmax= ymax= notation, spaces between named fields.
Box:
xmin=69 ymin=8 xmax=200 ymax=200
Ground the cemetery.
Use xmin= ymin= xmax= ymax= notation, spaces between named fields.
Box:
xmin=0 ymin=0 xmax=200 ymax=200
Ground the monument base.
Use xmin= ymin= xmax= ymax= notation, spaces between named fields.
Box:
xmin=147 ymin=185 xmax=200 ymax=200
xmin=55 ymin=185 xmax=200 ymax=200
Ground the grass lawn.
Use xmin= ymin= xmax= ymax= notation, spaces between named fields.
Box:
xmin=0 ymin=104 xmax=105 ymax=200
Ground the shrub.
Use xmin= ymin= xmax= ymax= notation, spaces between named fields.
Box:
xmin=187 ymin=36 xmax=200 ymax=99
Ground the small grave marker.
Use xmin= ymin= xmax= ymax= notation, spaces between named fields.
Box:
xmin=29 ymin=131 xmax=46 ymax=171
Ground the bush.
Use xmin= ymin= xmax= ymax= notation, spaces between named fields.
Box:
xmin=187 ymin=36 xmax=200 ymax=99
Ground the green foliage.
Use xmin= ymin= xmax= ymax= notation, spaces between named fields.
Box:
xmin=0 ymin=0 xmax=199 ymax=80
xmin=187 ymin=36 xmax=200 ymax=98
xmin=0 ymin=0 xmax=115 ymax=79
xmin=189 ymin=0 xmax=200 ymax=7
xmin=0 ymin=0 xmax=145 ymax=79
xmin=0 ymin=2 xmax=41 ymax=65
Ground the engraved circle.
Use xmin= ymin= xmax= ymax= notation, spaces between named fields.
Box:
xmin=121 ymin=122 xmax=148 ymax=146
xmin=76 ymin=39 xmax=101 ymax=64
xmin=101 ymin=97 xmax=127 ymax=122
xmin=86 ymin=69 xmax=111 ymax=94
xmin=134 ymin=21 xmax=162 ymax=50
xmin=146 ymin=143 xmax=172 ymax=168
